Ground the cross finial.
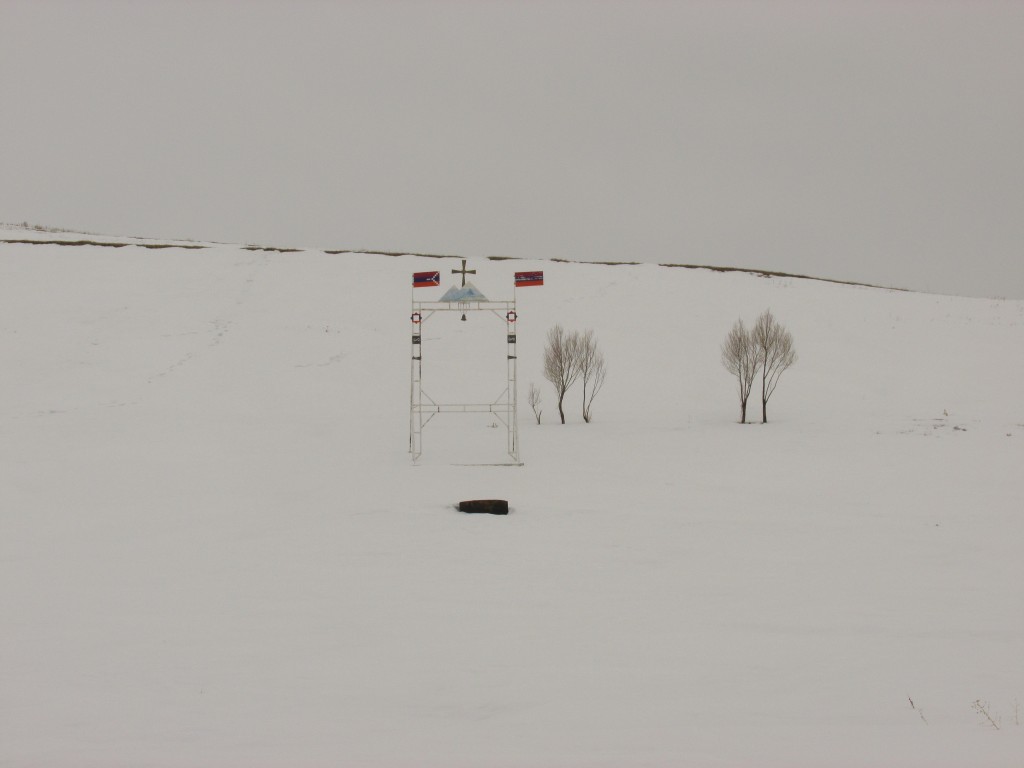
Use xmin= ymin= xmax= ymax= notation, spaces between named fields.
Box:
xmin=452 ymin=259 xmax=476 ymax=287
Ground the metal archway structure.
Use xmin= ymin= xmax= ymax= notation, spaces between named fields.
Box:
xmin=409 ymin=295 xmax=520 ymax=464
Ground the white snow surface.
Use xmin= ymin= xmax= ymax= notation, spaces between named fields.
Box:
xmin=2 ymin=231 xmax=1022 ymax=766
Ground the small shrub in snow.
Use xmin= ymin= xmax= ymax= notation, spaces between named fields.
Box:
xmin=751 ymin=309 xmax=797 ymax=424
xmin=542 ymin=326 xmax=607 ymax=424
xmin=721 ymin=318 xmax=758 ymax=423
xmin=578 ymin=330 xmax=607 ymax=423
xmin=543 ymin=324 xmax=582 ymax=424
xmin=528 ymin=382 xmax=543 ymax=424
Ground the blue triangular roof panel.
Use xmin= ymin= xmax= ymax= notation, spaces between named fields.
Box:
xmin=439 ymin=282 xmax=488 ymax=302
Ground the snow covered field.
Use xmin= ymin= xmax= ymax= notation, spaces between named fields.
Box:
xmin=2 ymin=229 xmax=1022 ymax=766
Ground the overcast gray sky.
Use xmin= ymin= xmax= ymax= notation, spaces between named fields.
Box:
xmin=3 ymin=0 xmax=1022 ymax=298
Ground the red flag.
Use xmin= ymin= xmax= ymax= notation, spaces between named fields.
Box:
xmin=413 ymin=271 xmax=440 ymax=287
xmin=514 ymin=271 xmax=544 ymax=287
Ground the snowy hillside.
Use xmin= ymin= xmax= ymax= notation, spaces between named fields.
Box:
xmin=2 ymin=228 xmax=1022 ymax=766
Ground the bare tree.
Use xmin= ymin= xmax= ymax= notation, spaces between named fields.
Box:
xmin=527 ymin=382 xmax=543 ymax=425
xmin=721 ymin=318 xmax=758 ymax=423
xmin=751 ymin=309 xmax=797 ymax=423
xmin=577 ymin=330 xmax=608 ymax=423
xmin=543 ymin=324 xmax=582 ymax=424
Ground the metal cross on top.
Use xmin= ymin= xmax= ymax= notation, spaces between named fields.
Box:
xmin=452 ymin=259 xmax=476 ymax=287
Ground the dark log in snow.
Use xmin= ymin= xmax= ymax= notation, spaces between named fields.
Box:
xmin=459 ymin=499 xmax=509 ymax=515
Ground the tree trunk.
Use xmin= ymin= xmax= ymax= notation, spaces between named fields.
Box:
xmin=557 ymin=394 xmax=566 ymax=424
xmin=740 ymin=399 xmax=747 ymax=424
xmin=762 ymin=371 xmax=768 ymax=423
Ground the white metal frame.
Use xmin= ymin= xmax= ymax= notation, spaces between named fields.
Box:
xmin=410 ymin=297 xmax=520 ymax=464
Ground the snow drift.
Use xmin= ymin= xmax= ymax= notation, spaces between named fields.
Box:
xmin=1 ymin=229 xmax=1022 ymax=766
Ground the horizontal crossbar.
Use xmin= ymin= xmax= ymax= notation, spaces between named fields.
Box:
xmin=413 ymin=403 xmax=513 ymax=414
xmin=412 ymin=301 xmax=514 ymax=312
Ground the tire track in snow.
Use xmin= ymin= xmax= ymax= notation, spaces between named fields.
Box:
xmin=147 ymin=252 xmax=267 ymax=383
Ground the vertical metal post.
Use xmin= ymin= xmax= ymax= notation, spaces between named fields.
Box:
xmin=507 ymin=303 xmax=519 ymax=462
xmin=410 ymin=305 xmax=423 ymax=461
